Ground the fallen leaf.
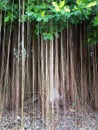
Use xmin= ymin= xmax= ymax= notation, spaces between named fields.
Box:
xmin=69 ymin=108 xmax=76 ymax=113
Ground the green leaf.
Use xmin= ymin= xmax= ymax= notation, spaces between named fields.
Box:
xmin=64 ymin=12 xmax=71 ymax=18
xmin=43 ymin=17 xmax=48 ymax=22
xmin=71 ymin=10 xmax=81 ymax=16
xmin=64 ymin=6 xmax=70 ymax=12
xmin=36 ymin=16 xmax=42 ymax=21
xmin=87 ymin=38 xmax=96 ymax=45
xmin=4 ymin=16 xmax=10 ymax=23
xmin=76 ymin=0 xmax=82 ymax=5
xmin=41 ymin=11 xmax=45 ymax=17
xmin=92 ymin=15 xmax=98 ymax=26
xmin=86 ymin=1 xmax=97 ymax=8
xmin=59 ymin=0 xmax=65 ymax=9
xmin=52 ymin=2 xmax=60 ymax=12
xmin=43 ymin=33 xmax=53 ymax=40
xmin=26 ymin=11 xmax=33 ymax=16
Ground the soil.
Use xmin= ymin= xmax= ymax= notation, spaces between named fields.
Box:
xmin=0 ymin=98 xmax=98 ymax=130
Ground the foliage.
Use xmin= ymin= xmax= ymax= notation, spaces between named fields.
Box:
xmin=0 ymin=0 xmax=98 ymax=42
xmin=86 ymin=18 xmax=98 ymax=45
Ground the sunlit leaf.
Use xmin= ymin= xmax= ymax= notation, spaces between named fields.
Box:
xmin=76 ymin=0 xmax=82 ymax=5
xmin=59 ymin=0 xmax=65 ymax=9
xmin=4 ymin=16 xmax=10 ymax=22
xmin=86 ymin=1 xmax=97 ymax=8
xmin=41 ymin=11 xmax=45 ymax=17
xmin=64 ymin=6 xmax=70 ymax=12
xmin=52 ymin=2 xmax=60 ymax=12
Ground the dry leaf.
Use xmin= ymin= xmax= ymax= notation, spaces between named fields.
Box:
xmin=69 ymin=108 xmax=76 ymax=113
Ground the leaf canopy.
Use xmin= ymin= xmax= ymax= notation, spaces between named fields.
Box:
xmin=0 ymin=0 xmax=98 ymax=42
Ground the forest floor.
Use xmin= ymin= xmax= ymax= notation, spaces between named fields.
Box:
xmin=0 ymin=97 xmax=98 ymax=130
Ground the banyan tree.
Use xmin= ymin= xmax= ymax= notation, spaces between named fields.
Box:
xmin=0 ymin=0 xmax=98 ymax=129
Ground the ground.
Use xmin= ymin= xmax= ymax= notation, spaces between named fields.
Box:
xmin=0 ymin=98 xmax=98 ymax=130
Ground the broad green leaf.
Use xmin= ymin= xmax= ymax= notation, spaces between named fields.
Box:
xmin=43 ymin=33 xmax=53 ymax=40
xmin=71 ymin=10 xmax=81 ymax=16
xmin=52 ymin=2 xmax=60 ymax=12
xmin=4 ymin=16 xmax=10 ymax=22
xmin=37 ymin=16 xmax=42 ymax=22
xmin=92 ymin=15 xmax=98 ymax=26
xmin=64 ymin=6 xmax=70 ymax=12
xmin=76 ymin=0 xmax=82 ymax=5
xmin=26 ymin=11 xmax=33 ymax=16
xmin=86 ymin=1 xmax=97 ymax=8
xmin=41 ymin=11 xmax=45 ymax=17
xmin=64 ymin=12 xmax=71 ymax=18
xmin=52 ymin=2 xmax=58 ymax=7
xmin=59 ymin=0 xmax=65 ymax=9
xmin=43 ymin=17 xmax=48 ymax=22
xmin=43 ymin=15 xmax=52 ymax=22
